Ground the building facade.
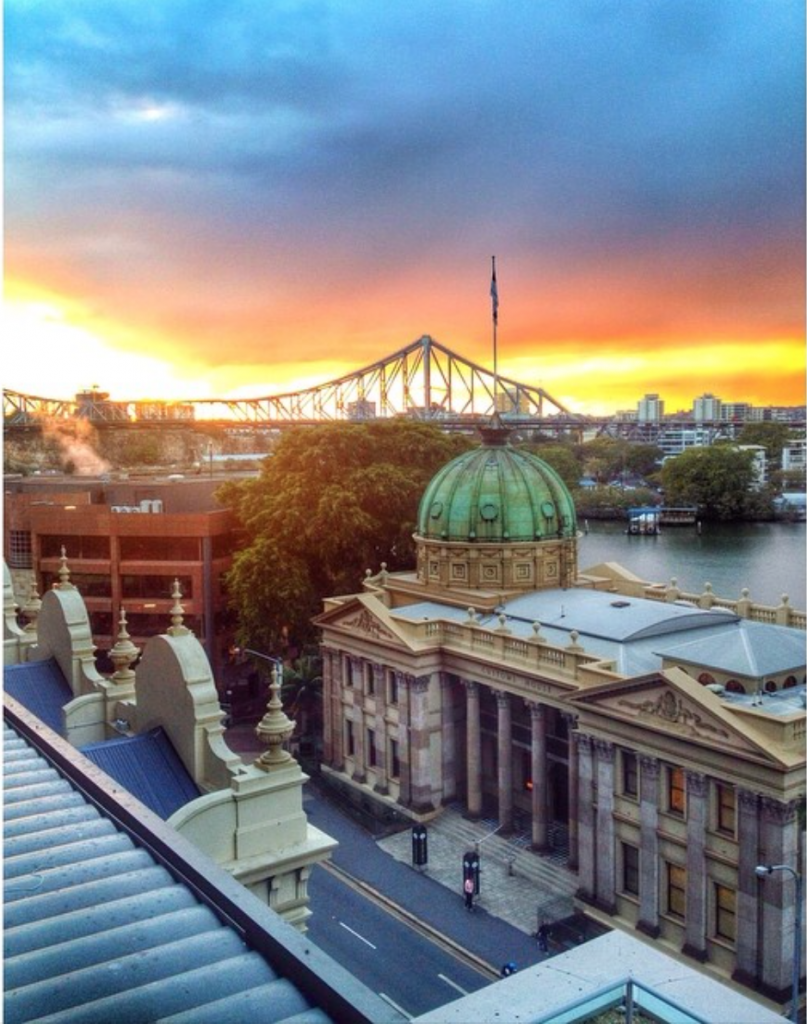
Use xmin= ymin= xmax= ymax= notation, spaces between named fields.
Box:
xmin=4 ymin=475 xmax=236 ymax=680
xmin=317 ymin=425 xmax=806 ymax=1007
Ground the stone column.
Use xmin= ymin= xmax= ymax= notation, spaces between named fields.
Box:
xmin=409 ymin=675 xmax=435 ymax=813
xmin=371 ymin=663 xmax=387 ymax=791
xmin=758 ymin=798 xmax=800 ymax=1002
xmin=496 ymin=691 xmax=513 ymax=833
xmin=330 ymin=651 xmax=345 ymax=770
xmin=683 ymin=771 xmax=708 ymax=961
xmin=576 ymin=733 xmax=595 ymax=901
xmin=733 ymin=789 xmax=760 ymax=988
xmin=566 ymin=719 xmax=580 ymax=870
xmin=397 ymin=674 xmax=412 ymax=807
xmin=594 ymin=739 xmax=616 ymax=914
xmin=465 ymin=681 xmax=482 ymax=819
xmin=637 ymin=755 xmax=660 ymax=938
xmin=441 ymin=674 xmax=458 ymax=802
xmin=351 ymin=702 xmax=366 ymax=783
xmin=528 ymin=702 xmax=548 ymax=851
xmin=321 ymin=649 xmax=334 ymax=765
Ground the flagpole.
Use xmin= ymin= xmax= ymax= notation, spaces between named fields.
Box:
xmin=490 ymin=255 xmax=499 ymax=416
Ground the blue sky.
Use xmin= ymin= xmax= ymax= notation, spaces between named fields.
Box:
xmin=4 ymin=0 xmax=805 ymax=411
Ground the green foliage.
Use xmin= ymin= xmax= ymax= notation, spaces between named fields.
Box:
xmin=524 ymin=443 xmax=582 ymax=490
xmin=736 ymin=422 xmax=793 ymax=468
xmin=660 ymin=446 xmax=760 ymax=520
xmin=576 ymin=486 xmax=659 ymax=517
xmin=222 ymin=422 xmax=472 ymax=653
xmin=575 ymin=438 xmax=662 ymax=483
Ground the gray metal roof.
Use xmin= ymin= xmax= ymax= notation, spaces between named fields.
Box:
xmin=654 ymin=619 xmax=807 ymax=679
xmin=80 ymin=728 xmax=201 ymax=820
xmin=3 ymin=697 xmax=391 ymax=1024
xmin=390 ymin=589 xmax=805 ymax=685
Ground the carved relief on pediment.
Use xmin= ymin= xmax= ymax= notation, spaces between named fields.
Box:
xmin=614 ymin=689 xmax=733 ymax=744
xmin=340 ymin=608 xmax=397 ymax=642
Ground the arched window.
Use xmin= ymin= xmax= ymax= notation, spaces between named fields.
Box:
xmin=783 ymin=675 xmax=798 ymax=689
xmin=698 ymin=672 xmax=716 ymax=686
xmin=725 ymin=680 xmax=745 ymax=694
xmin=764 ymin=680 xmax=777 ymax=693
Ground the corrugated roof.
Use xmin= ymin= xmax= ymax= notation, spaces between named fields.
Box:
xmin=4 ymin=658 xmax=73 ymax=734
xmin=80 ymin=728 xmax=201 ymax=820
xmin=3 ymin=697 xmax=391 ymax=1024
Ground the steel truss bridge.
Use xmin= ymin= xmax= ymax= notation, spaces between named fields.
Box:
xmin=3 ymin=335 xmax=588 ymax=432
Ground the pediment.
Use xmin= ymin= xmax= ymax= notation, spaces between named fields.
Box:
xmin=315 ymin=594 xmax=410 ymax=650
xmin=570 ymin=669 xmax=781 ymax=762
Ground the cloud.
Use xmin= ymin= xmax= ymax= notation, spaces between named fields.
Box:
xmin=4 ymin=0 xmax=804 ymax=403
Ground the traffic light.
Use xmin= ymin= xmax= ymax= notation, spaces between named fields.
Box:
xmin=412 ymin=825 xmax=428 ymax=867
xmin=462 ymin=850 xmax=480 ymax=894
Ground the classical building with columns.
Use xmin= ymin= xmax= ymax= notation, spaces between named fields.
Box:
xmin=316 ymin=422 xmax=805 ymax=1005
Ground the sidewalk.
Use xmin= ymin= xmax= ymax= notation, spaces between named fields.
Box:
xmin=225 ymin=724 xmax=587 ymax=974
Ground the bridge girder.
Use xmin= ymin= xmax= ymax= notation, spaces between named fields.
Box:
xmin=4 ymin=335 xmax=582 ymax=428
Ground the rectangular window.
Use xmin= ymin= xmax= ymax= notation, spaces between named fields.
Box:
xmin=41 ymin=534 xmax=110 ymax=560
xmin=344 ymin=658 xmax=353 ymax=687
xmin=622 ymin=752 xmax=638 ymax=798
xmin=716 ymin=784 xmax=736 ymax=835
xmin=365 ymin=663 xmax=375 ymax=695
xmin=622 ymin=843 xmax=640 ymax=896
xmin=9 ymin=530 xmax=33 ymax=569
xmin=714 ymin=884 xmax=736 ymax=943
xmin=389 ymin=738 xmax=400 ymax=778
xmin=668 ymin=767 xmax=686 ymax=816
xmin=367 ymin=729 xmax=377 ymax=767
xmin=387 ymin=670 xmax=398 ymax=704
xmin=346 ymin=720 xmax=355 ymax=757
xmin=667 ymin=863 xmax=687 ymax=920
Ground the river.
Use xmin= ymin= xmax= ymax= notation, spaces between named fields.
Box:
xmin=577 ymin=520 xmax=807 ymax=610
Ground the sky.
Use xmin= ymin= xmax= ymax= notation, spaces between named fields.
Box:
xmin=4 ymin=0 xmax=805 ymax=416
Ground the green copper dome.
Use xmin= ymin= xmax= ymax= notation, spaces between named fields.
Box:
xmin=416 ymin=427 xmax=577 ymax=543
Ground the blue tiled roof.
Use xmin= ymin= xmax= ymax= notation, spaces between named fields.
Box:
xmin=81 ymin=728 xmax=201 ymax=820
xmin=4 ymin=658 xmax=73 ymax=734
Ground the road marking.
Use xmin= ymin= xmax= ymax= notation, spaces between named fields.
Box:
xmin=339 ymin=921 xmax=377 ymax=949
xmin=379 ymin=993 xmax=412 ymax=1020
xmin=438 ymin=973 xmax=469 ymax=995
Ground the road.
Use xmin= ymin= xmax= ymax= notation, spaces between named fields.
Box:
xmin=306 ymin=861 xmax=492 ymax=1020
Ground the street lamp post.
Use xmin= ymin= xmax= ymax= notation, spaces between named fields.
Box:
xmin=756 ymin=863 xmax=803 ymax=1023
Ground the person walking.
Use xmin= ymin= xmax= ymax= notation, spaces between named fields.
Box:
xmin=463 ymin=876 xmax=474 ymax=911
xmin=536 ymin=923 xmax=549 ymax=952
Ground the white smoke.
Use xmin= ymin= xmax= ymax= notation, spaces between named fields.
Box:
xmin=39 ymin=416 xmax=111 ymax=476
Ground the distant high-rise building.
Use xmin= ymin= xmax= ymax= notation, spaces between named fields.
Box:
xmin=721 ymin=402 xmax=753 ymax=423
xmin=637 ymin=393 xmax=664 ymax=423
xmin=693 ymin=393 xmax=722 ymax=423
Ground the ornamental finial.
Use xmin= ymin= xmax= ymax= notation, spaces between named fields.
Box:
xmin=254 ymin=661 xmax=297 ymax=772
xmin=167 ymin=579 xmax=190 ymax=636
xmin=56 ymin=546 xmax=74 ymax=589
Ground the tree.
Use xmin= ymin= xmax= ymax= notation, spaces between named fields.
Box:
xmin=660 ymin=446 xmax=760 ymax=520
xmin=736 ymin=422 xmax=793 ymax=469
xmin=219 ymin=421 xmax=472 ymax=654
xmin=525 ymin=443 xmax=582 ymax=490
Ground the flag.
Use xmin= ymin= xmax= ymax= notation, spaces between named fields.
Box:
xmin=490 ymin=257 xmax=499 ymax=326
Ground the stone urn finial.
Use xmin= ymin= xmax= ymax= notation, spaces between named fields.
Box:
xmin=254 ymin=662 xmax=296 ymax=772
xmin=109 ymin=608 xmax=140 ymax=684
xmin=22 ymin=575 xmax=42 ymax=634
xmin=56 ymin=547 xmax=74 ymax=590
xmin=167 ymin=578 xmax=190 ymax=636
